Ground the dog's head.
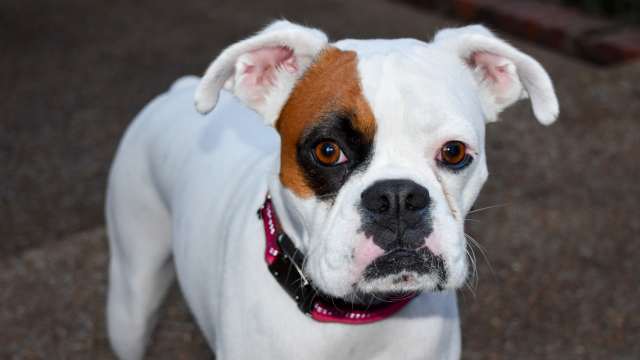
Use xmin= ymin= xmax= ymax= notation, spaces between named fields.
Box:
xmin=195 ymin=21 xmax=558 ymax=299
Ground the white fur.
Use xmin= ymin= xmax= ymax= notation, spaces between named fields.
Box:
xmin=107 ymin=21 xmax=558 ymax=359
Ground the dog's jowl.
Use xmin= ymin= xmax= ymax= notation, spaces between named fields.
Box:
xmin=106 ymin=21 xmax=558 ymax=360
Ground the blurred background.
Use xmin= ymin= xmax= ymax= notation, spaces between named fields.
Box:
xmin=1 ymin=0 xmax=639 ymax=358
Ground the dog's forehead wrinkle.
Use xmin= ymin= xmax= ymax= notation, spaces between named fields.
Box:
xmin=433 ymin=170 xmax=459 ymax=220
xmin=340 ymin=41 xmax=485 ymax=144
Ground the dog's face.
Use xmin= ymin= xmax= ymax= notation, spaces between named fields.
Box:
xmin=196 ymin=22 xmax=558 ymax=299
xmin=275 ymin=44 xmax=488 ymax=297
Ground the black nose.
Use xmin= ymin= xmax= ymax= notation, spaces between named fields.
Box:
xmin=361 ymin=179 xmax=430 ymax=215
xmin=360 ymin=180 xmax=432 ymax=250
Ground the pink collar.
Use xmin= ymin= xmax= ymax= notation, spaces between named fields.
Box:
xmin=259 ymin=196 xmax=415 ymax=324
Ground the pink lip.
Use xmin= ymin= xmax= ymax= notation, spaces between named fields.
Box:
xmin=351 ymin=233 xmax=442 ymax=282
xmin=424 ymin=234 xmax=442 ymax=256
xmin=351 ymin=236 xmax=385 ymax=280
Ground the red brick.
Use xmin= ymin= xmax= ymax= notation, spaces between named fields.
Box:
xmin=579 ymin=28 xmax=640 ymax=65
xmin=490 ymin=2 xmax=611 ymax=51
xmin=451 ymin=0 xmax=611 ymax=52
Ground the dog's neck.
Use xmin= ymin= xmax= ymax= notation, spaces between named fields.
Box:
xmin=267 ymin=167 xmax=308 ymax=252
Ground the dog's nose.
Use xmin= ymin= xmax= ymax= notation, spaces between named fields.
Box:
xmin=360 ymin=180 xmax=432 ymax=250
xmin=361 ymin=179 xmax=430 ymax=215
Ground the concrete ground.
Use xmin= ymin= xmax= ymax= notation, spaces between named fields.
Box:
xmin=2 ymin=0 xmax=639 ymax=358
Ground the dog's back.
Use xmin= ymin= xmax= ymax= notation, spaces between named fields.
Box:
xmin=105 ymin=76 xmax=278 ymax=359
xmin=109 ymin=76 xmax=278 ymax=200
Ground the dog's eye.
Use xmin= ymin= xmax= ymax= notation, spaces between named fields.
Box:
xmin=313 ymin=141 xmax=348 ymax=166
xmin=439 ymin=141 xmax=472 ymax=170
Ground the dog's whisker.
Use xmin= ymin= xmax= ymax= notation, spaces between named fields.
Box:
xmin=463 ymin=270 xmax=474 ymax=294
xmin=464 ymin=233 xmax=495 ymax=276
xmin=464 ymin=278 xmax=477 ymax=298
xmin=467 ymin=203 xmax=508 ymax=215
xmin=464 ymin=245 xmax=479 ymax=295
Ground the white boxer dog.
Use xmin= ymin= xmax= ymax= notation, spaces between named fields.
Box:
xmin=106 ymin=21 xmax=558 ymax=359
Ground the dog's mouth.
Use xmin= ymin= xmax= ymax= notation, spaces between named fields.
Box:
xmin=354 ymin=248 xmax=447 ymax=294
xmin=363 ymin=248 xmax=444 ymax=278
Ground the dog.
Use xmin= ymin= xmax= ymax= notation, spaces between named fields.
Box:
xmin=106 ymin=21 xmax=558 ymax=359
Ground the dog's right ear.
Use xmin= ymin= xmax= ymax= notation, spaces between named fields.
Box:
xmin=195 ymin=20 xmax=328 ymax=126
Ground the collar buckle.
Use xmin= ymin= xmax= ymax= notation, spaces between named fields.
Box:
xmin=267 ymin=234 xmax=316 ymax=314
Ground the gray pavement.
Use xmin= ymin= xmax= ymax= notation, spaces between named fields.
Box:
xmin=2 ymin=0 xmax=639 ymax=358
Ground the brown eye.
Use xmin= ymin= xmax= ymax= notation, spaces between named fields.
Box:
xmin=440 ymin=141 xmax=468 ymax=167
xmin=314 ymin=141 xmax=346 ymax=166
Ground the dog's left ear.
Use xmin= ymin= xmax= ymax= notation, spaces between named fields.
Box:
xmin=195 ymin=20 xmax=328 ymax=125
xmin=434 ymin=25 xmax=559 ymax=125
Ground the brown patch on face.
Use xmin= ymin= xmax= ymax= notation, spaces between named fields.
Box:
xmin=276 ymin=47 xmax=376 ymax=197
